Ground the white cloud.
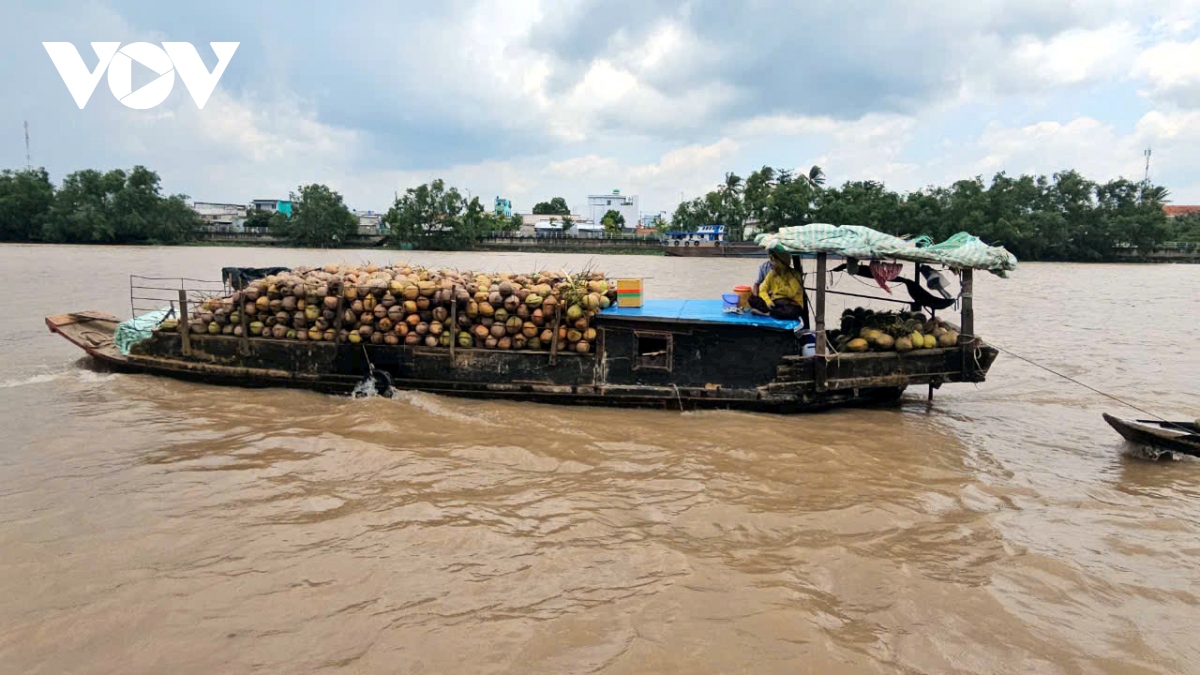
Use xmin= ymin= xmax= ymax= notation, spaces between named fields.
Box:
xmin=1134 ymin=38 xmax=1200 ymax=107
xmin=10 ymin=0 xmax=1200 ymax=217
xmin=1009 ymin=22 xmax=1140 ymax=87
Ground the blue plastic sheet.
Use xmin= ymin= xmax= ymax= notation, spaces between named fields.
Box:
xmin=600 ymin=299 xmax=799 ymax=331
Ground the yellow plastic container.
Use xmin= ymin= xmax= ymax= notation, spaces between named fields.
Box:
xmin=616 ymin=279 xmax=643 ymax=308
xmin=733 ymin=285 xmax=752 ymax=308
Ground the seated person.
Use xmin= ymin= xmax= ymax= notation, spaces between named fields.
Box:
xmin=751 ymin=259 xmax=772 ymax=296
xmin=748 ymin=251 xmax=806 ymax=324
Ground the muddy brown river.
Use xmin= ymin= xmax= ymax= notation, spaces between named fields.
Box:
xmin=1 ymin=244 xmax=1198 ymax=673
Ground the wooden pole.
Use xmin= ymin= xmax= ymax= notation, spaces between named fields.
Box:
xmin=333 ymin=283 xmax=346 ymax=345
xmin=178 ymin=289 xmax=191 ymax=356
xmin=238 ymin=292 xmax=250 ymax=355
xmin=959 ymin=268 xmax=974 ymax=380
xmin=815 ymin=252 xmax=827 ymax=392
xmin=449 ymin=287 xmax=457 ymax=361
xmin=959 ymin=268 xmax=974 ymax=343
xmin=549 ymin=305 xmax=561 ymax=366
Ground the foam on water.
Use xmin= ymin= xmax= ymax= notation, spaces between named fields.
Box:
xmin=0 ymin=371 xmax=67 ymax=389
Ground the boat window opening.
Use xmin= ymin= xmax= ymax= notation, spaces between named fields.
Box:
xmin=634 ymin=331 xmax=672 ymax=371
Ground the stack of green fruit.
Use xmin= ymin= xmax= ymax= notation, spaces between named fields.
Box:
xmin=833 ymin=307 xmax=961 ymax=353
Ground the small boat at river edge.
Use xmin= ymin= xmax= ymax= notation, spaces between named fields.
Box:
xmin=47 ymin=224 xmax=1016 ymax=413
xmin=1102 ymin=414 xmax=1200 ymax=457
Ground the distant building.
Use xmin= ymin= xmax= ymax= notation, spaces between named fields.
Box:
xmin=251 ymin=198 xmax=292 ymax=217
xmin=192 ymin=201 xmax=247 ymax=233
xmin=587 ymin=190 xmax=639 ymax=233
xmin=533 ymin=219 xmax=563 ymax=237
xmin=1165 ymin=205 xmax=1200 ymax=218
xmin=519 ymin=213 xmax=590 ymax=236
xmin=494 ymin=197 xmax=512 ymax=218
xmin=355 ymin=210 xmax=384 ymax=236
xmin=574 ymin=220 xmax=605 ymax=238
xmin=640 ymin=211 xmax=668 ymax=230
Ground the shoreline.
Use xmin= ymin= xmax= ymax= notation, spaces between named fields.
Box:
xmin=2 ymin=240 xmax=1197 ymax=263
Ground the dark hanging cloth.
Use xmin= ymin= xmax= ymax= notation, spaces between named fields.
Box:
xmin=222 ymin=267 xmax=291 ymax=290
xmin=892 ymin=276 xmax=956 ymax=312
xmin=918 ymin=264 xmax=954 ymax=299
xmin=832 ymin=262 xmax=956 ymax=313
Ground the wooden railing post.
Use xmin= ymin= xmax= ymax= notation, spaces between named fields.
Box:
xmin=449 ymin=286 xmax=458 ymax=362
xmin=333 ymin=283 xmax=346 ymax=345
xmin=238 ymin=291 xmax=250 ymax=355
xmin=549 ymin=305 xmax=561 ymax=366
xmin=178 ymin=289 xmax=191 ymax=356
xmin=814 ymin=253 xmax=827 ymax=392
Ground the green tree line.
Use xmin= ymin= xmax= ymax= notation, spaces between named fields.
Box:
xmin=5 ymin=165 xmax=1199 ymax=257
xmin=0 ymin=166 xmax=387 ymax=248
xmin=384 ymin=179 xmax=521 ymax=250
xmin=0 ymin=166 xmax=201 ymax=244
xmin=674 ymin=166 xmax=1199 ymax=260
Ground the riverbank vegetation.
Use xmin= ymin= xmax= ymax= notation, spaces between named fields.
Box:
xmin=3 ymin=165 xmax=1199 ymax=260
xmin=384 ymin=179 xmax=521 ymax=250
xmin=0 ymin=166 xmax=201 ymax=244
xmin=673 ymin=166 xmax=1199 ymax=260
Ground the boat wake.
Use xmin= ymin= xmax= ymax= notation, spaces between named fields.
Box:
xmin=0 ymin=371 xmax=68 ymax=389
xmin=1123 ymin=442 xmax=1192 ymax=462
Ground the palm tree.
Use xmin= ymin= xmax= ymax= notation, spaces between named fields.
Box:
xmin=1140 ymin=184 xmax=1170 ymax=205
xmin=721 ymin=172 xmax=743 ymax=197
xmin=805 ymin=165 xmax=825 ymax=188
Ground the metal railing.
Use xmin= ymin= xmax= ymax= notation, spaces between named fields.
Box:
xmin=129 ymin=275 xmax=227 ymax=320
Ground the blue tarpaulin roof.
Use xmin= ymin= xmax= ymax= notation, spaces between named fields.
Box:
xmin=600 ymin=299 xmax=799 ymax=331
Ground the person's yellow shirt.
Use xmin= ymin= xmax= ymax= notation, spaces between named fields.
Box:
xmin=758 ymin=268 xmax=804 ymax=307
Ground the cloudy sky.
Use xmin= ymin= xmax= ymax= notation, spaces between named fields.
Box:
xmin=5 ymin=0 xmax=1200 ymax=216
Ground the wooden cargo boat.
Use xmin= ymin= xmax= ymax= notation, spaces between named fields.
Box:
xmin=1102 ymin=414 xmax=1200 ymax=457
xmin=46 ymin=226 xmax=1013 ymax=412
xmin=662 ymin=242 xmax=766 ymax=257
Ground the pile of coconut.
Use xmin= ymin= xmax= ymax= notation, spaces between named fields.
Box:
xmin=170 ymin=264 xmax=617 ymax=354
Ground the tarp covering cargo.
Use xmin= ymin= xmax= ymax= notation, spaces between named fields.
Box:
xmin=115 ymin=308 xmax=173 ymax=355
xmin=755 ymin=224 xmax=1018 ymax=274
xmin=221 ymin=267 xmax=291 ymax=290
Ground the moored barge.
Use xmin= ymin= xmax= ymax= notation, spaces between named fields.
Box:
xmin=47 ymin=225 xmax=1015 ymax=412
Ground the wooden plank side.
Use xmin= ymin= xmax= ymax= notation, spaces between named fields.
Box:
xmin=815 ymin=252 xmax=827 ymax=392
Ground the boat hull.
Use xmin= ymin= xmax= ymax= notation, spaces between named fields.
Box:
xmin=47 ymin=311 xmax=997 ymax=413
xmin=662 ymin=242 xmax=766 ymax=257
xmin=1103 ymin=413 xmax=1200 ymax=456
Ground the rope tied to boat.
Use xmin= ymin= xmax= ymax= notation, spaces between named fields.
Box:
xmin=962 ymin=334 xmax=1195 ymax=434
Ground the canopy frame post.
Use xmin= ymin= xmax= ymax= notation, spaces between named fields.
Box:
xmin=959 ymin=267 xmax=974 ymax=380
xmin=959 ymin=269 xmax=974 ymax=342
xmin=815 ymin=252 xmax=827 ymax=392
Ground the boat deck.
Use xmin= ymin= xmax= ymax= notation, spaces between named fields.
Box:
xmin=600 ymin=299 xmax=800 ymax=331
